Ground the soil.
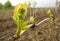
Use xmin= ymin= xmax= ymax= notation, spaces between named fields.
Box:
xmin=0 ymin=8 xmax=60 ymax=41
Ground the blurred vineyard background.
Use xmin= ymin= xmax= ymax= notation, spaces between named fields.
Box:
xmin=0 ymin=8 xmax=60 ymax=41
xmin=0 ymin=0 xmax=60 ymax=41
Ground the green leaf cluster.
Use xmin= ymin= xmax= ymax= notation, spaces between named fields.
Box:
xmin=0 ymin=3 xmax=3 ymax=9
xmin=4 ymin=1 xmax=12 ymax=9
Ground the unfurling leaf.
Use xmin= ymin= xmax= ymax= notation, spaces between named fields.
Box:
xmin=30 ymin=17 xmax=35 ymax=24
